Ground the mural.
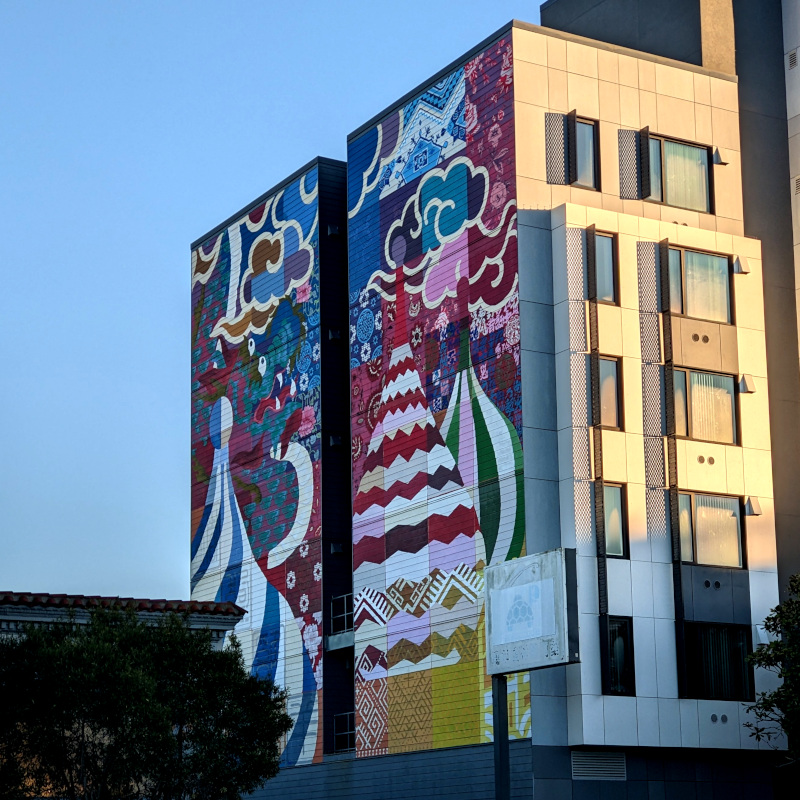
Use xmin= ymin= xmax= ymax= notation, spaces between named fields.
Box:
xmin=347 ymin=36 xmax=530 ymax=756
xmin=190 ymin=168 xmax=323 ymax=766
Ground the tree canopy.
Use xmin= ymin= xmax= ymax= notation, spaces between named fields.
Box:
xmin=0 ymin=610 xmax=292 ymax=800
xmin=747 ymin=573 xmax=800 ymax=762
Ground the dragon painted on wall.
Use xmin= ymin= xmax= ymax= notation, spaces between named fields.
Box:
xmin=347 ymin=36 xmax=531 ymax=756
xmin=190 ymin=168 xmax=323 ymax=766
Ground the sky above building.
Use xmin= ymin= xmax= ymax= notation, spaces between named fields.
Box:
xmin=0 ymin=1 xmax=539 ymax=598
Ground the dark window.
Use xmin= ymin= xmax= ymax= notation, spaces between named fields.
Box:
xmin=602 ymin=616 xmax=635 ymax=696
xmin=595 ymin=233 xmax=617 ymax=304
xmin=667 ymin=247 xmax=731 ymax=324
xmin=604 ymin=483 xmax=627 ymax=558
xmin=684 ymin=623 xmax=753 ymax=700
xmin=679 ymin=492 xmax=742 ymax=568
xmin=331 ymin=593 xmax=354 ymax=634
xmin=599 ymin=357 xmax=622 ymax=429
xmin=648 ymin=135 xmax=711 ymax=213
xmin=574 ymin=119 xmax=599 ymax=190
xmin=333 ymin=711 xmax=356 ymax=753
xmin=673 ymin=368 xmax=737 ymax=444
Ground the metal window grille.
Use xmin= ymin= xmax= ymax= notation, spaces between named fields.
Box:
xmin=572 ymin=751 xmax=627 ymax=780
xmin=331 ymin=593 xmax=353 ymax=634
xmin=333 ymin=711 xmax=356 ymax=753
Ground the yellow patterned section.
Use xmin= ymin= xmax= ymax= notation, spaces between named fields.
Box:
xmin=388 ymin=669 xmax=432 ymax=753
xmin=432 ymin=658 xmax=481 ymax=747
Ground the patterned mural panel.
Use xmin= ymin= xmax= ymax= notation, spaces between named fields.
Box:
xmin=346 ymin=36 xmax=530 ymax=756
xmin=190 ymin=167 xmax=323 ymax=766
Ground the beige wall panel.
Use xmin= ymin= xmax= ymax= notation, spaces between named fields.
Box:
xmin=513 ymin=29 xmax=547 ymax=66
xmin=638 ymin=59 xmax=656 ymax=93
xmin=517 ymin=177 xmax=552 ymax=210
xmin=621 ymin=309 xmax=642 ymax=354
xmin=709 ymin=77 xmax=738 ymax=113
xmin=515 ymin=62 xmax=548 ymax=108
xmin=682 ymin=441 xmax=729 ymax=493
xmin=674 ymin=224 xmax=717 ymax=253
xmin=640 ymin=91 xmax=658 ymax=131
xmin=662 ymin=205 xmax=701 ymax=228
xmin=617 ymin=234 xmax=639 ymax=309
xmin=566 ymin=40 xmax=598 ymax=78
xmin=619 ymin=86 xmax=641 ymax=128
xmin=597 ymin=303 xmax=623 ymax=355
xmin=622 ymin=199 xmax=645 ymax=218
xmin=713 ymin=157 xmax=744 ymax=223
xmin=551 ymin=183 xmax=571 ymax=207
xmin=745 ymin=497 xmax=778 ymax=573
xmin=711 ymin=107 xmax=741 ymax=151
xmin=733 ymin=272 xmax=765 ymax=332
xmin=731 ymin=235 xmax=761 ymax=261
xmin=637 ymin=217 xmax=661 ymax=242
xmin=602 ymin=429 xmax=628 ymax=482
xmin=599 ymin=121 xmax=620 ymax=198
xmin=626 ymin=482 xmax=648 ymax=554
xmin=655 ymin=64 xmax=695 ymax=102
xmin=715 ymin=232 xmax=734 ymax=255
xmin=617 ymin=213 xmax=638 ymax=236
xmin=739 ymin=382 xmax=772 ymax=451
xmin=622 ymin=359 xmax=643 ymax=435
xmin=599 ymin=81 xmax=620 ymax=124
xmin=572 ymin=186 xmax=604 ymax=208
xmin=737 ymin=328 xmax=768 ymax=378
xmin=548 ymin=67 xmax=569 ymax=113
xmin=565 ymin=204 xmax=586 ymax=227
xmin=698 ymin=213 xmax=718 ymax=232
xmin=617 ymin=53 xmax=638 ymax=88
xmin=625 ymin=433 xmax=646 ymax=481
xmin=695 ymin=103 xmax=713 ymax=146
xmin=657 ymin=95 xmax=696 ymax=142
xmin=694 ymin=73 xmax=711 ymax=106
xmin=602 ymin=194 xmax=624 ymax=213
xmin=597 ymin=48 xmax=619 ymax=84
xmin=675 ymin=439 xmax=688 ymax=486
xmin=514 ymin=101 xmax=547 ymax=182
xmin=724 ymin=446 xmax=744 ymax=496
xmin=568 ymin=72 xmax=600 ymax=119
xmin=715 ymin=216 xmax=744 ymax=237
xmin=643 ymin=201 xmax=661 ymax=221
xmin=585 ymin=207 xmax=618 ymax=233
xmin=547 ymin=36 xmax=567 ymax=71
xmin=743 ymin=448 xmax=774 ymax=499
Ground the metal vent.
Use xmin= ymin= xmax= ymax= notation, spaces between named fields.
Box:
xmin=572 ymin=751 xmax=627 ymax=781
xmin=795 ymin=176 xmax=800 ymax=195
xmin=790 ymin=49 xmax=797 ymax=70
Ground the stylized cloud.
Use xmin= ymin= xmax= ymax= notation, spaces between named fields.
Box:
xmin=191 ymin=234 xmax=222 ymax=288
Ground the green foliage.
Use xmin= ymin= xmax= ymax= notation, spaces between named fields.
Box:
xmin=746 ymin=573 xmax=800 ymax=761
xmin=0 ymin=610 xmax=293 ymax=800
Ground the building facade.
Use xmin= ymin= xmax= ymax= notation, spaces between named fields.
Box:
xmin=191 ymin=17 xmax=784 ymax=799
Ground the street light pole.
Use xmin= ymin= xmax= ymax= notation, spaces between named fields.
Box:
xmin=492 ymin=673 xmax=510 ymax=800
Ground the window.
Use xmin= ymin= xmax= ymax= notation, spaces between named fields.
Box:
xmin=599 ymin=357 xmax=622 ymax=429
xmin=684 ymin=623 xmax=753 ymax=701
xmin=574 ymin=119 xmax=598 ymax=189
xmin=679 ymin=492 xmax=743 ymax=567
xmin=595 ymin=233 xmax=617 ymax=304
xmin=673 ymin=368 xmax=737 ymax=444
xmin=602 ymin=616 xmax=635 ymax=695
xmin=648 ymin=134 xmax=711 ymax=213
xmin=604 ymin=484 xmax=628 ymax=558
xmin=668 ymin=247 xmax=732 ymax=324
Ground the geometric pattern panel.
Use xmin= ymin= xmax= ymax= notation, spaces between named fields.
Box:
xmin=356 ymin=678 xmax=388 ymax=756
xmin=347 ymin=35 xmax=529 ymax=757
xmin=190 ymin=166 xmax=324 ymax=766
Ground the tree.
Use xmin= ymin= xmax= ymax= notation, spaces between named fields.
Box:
xmin=746 ymin=573 xmax=800 ymax=761
xmin=0 ymin=610 xmax=293 ymax=800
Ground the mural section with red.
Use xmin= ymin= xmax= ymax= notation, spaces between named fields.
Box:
xmin=347 ymin=36 xmax=530 ymax=757
xmin=190 ymin=167 xmax=323 ymax=766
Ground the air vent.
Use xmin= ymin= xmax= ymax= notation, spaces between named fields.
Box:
xmin=571 ymin=751 xmax=627 ymax=781
xmin=795 ymin=176 xmax=800 ymax=195
xmin=790 ymin=49 xmax=798 ymax=69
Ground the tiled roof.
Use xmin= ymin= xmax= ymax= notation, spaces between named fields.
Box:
xmin=0 ymin=592 xmax=245 ymax=617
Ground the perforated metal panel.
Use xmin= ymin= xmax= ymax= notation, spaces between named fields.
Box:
xmin=644 ymin=436 xmax=665 ymax=488
xmin=618 ymin=129 xmax=640 ymax=200
xmin=637 ymin=242 xmax=659 ymax=314
xmin=573 ymin=427 xmax=591 ymax=480
xmin=570 ymin=353 xmax=589 ymax=427
xmin=646 ymin=489 xmax=668 ymax=540
xmin=641 ymin=362 xmax=664 ymax=437
xmin=566 ymin=228 xmax=586 ymax=300
xmin=546 ymin=112 xmax=569 ymax=185
xmin=569 ymin=301 xmax=587 ymax=352
xmin=574 ymin=480 xmax=594 ymax=546
xmin=639 ymin=313 xmax=661 ymax=364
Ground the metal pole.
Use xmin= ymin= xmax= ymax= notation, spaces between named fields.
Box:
xmin=492 ymin=673 xmax=510 ymax=800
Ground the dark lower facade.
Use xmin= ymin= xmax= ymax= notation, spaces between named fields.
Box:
xmin=259 ymin=741 xmax=782 ymax=799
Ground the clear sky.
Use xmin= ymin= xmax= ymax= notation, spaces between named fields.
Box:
xmin=0 ymin=1 xmax=540 ymax=599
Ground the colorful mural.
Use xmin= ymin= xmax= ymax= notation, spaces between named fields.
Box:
xmin=347 ymin=36 xmax=530 ymax=756
xmin=190 ymin=167 xmax=323 ymax=766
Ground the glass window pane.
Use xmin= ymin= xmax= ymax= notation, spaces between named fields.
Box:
xmin=689 ymin=371 xmax=736 ymax=444
xmin=669 ymin=248 xmax=683 ymax=314
xmin=685 ymin=250 xmax=730 ymax=323
xmin=599 ymin=359 xmax=619 ymax=428
xmin=605 ymin=485 xmax=625 ymax=557
xmin=607 ymin=617 xmax=635 ymax=695
xmin=674 ymin=369 xmax=688 ymax=437
xmin=649 ymin=138 xmax=663 ymax=201
xmin=576 ymin=121 xmax=596 ymax=188
xmin=685 ymin=623 xmax=752 ymax=701
xmin=596 ymin=235 xmax=615 ymax=303
xmin=679 ymin=493 xmax=694 ymax=561
xmin=695 ymin=494 xmax=742 ymax=567
xmin=663 ymin=140 xmax=710 ymax=212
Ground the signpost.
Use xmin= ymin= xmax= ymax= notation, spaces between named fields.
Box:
xmin=484 ymin=549 xmax=579 ymax=800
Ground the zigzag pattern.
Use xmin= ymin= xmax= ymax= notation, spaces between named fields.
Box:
xmin=386 ymin=623 xmax=480 ymax=668
xmin=383 ymin=564 xmax=484 ymax=618
xmin=354 ymin=587 xmax=388 ymax=627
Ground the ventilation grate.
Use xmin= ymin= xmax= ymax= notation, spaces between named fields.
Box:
xmin=790 ymin=49 xmax=797 ymax=70
xmin=795 ymin=176 xmax=800 ymax=195
xmin=572 ymin=751 xmax=627 ymax=781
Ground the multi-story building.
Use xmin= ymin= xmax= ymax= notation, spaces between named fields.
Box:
xmin=190 ymin=16 xmax=784 ymax=799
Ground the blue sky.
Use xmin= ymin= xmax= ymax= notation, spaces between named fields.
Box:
xmin=0 ymin=1 xmax=539 ymax=599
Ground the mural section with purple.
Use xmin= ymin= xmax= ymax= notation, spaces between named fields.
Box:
xmin=190 ymin=167 xmax=323 ymax=766
xmin=347 ymin=36 xmax=530 ymax=757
